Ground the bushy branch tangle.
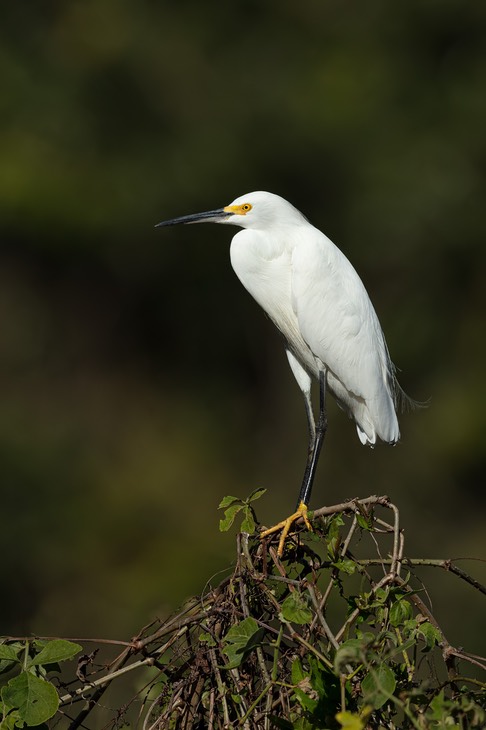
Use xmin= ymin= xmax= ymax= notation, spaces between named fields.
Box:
xmin=1 ymin=496 xmax=485 ymax=729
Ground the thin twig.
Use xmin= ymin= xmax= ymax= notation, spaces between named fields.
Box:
xmin=306 ymin=584 xmax=340 ymax=651
xmin=355 ymin=558 xmax=486 ymax=595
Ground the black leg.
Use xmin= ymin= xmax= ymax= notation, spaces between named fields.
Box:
xmin=297 ymin=370 xmax=327 ymax=508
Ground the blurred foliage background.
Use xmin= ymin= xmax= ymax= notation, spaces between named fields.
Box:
xmin=1 ymin=0 xmax=485 ymax=657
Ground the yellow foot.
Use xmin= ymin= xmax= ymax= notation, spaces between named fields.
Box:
xmin=260 ymin=502 xmax=313 ymax=557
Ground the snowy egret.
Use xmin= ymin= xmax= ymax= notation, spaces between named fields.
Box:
xmin=156 ymin=191 xmax=404 ymax=555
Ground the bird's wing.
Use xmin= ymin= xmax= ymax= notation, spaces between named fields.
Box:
xmin=290 ymin=229 xmax=392 ymax=402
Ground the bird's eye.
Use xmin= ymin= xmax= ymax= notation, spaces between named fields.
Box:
xmin=241 ymin=203 xmax=252 ymax=213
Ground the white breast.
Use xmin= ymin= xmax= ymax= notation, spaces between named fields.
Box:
xmin=230 ymin=228 xmax=315 ymax=368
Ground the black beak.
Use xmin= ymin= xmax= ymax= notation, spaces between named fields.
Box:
xmin=155 ymin=207 xmax=231 ymax=228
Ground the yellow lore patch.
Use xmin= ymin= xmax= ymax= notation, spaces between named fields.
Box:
xmin=224 ymin=203 xmax=252 ymax=215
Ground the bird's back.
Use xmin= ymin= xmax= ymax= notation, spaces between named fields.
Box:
xmin=290 ymin=226 xmax=400 ymax=445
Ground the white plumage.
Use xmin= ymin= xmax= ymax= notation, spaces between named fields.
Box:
xmin=157 ymin=190 xmax=403 ymax=552
xmin=226 ymin=191 xmax=400 ymax=446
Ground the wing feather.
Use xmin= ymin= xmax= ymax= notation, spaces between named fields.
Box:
xmin=290 ymin=228 xmax=399 ymax=443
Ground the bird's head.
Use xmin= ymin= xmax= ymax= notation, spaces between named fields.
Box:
xmin=155 ymin=191 xmax=307 ymax=231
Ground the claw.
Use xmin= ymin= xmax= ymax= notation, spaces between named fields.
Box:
xmin=260 ymin=502 xmax=313 ymax=556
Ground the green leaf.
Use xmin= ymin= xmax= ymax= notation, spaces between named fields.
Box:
xmin=218 ymin=495 xmax=241 ymax=509
xmin=0 ymin=645 xmax=20 ymax=662
xmin=280 ymin=593 xmax=312 ymax=625
xmin=333 ymin=559 xmax=356 ymax=575
xmin=389 ymin=599 xmax=413 ymax=627
xmin=0 ymin=708 xmax=23 ymax=730
xmin=247 ymin=487 xmax=266 ymax=503
xmin=326 ymin=513 xmax=344 ymax=543
xmin=240 ymin=506 xmax=256 ymax=534
xmin=293 ymin=682 xmax=318 ymax=712
xmin=362 ymin=663 xmax=396 ymax=709
xmin=219 ymin=504 xmax=242 ymax=532
xmin=222 ymin=617 xmax=263 ymax=669
xmin=224 ymin=617 xmax=259 ymax=646
xmin=1 ymin=672 xmax=59 ymax=726
xmin=373 ymin=587 xmax=389 ymax=604
xmin=222 ymin=642 xmax=250 ymax=669
xmin=402 ymin=618 xmax=419 ymax=636
xmin=29 ymin=640 xmax=82 ymax=667
xmin=333 ymin=639 xmax=365 ymax=671
xmin=327 ymin=536 xmax=340 ymax=560
xmin=355 ymin=512 xmax=373 ymax=531
xmin=293 ymin=719 xmax=315 ymax=730
xmin=198 ymin=632 xmax=216 ymax=647
xmin=290 ymin=661 xmax=318 ymax=713
xmin=336 ymin=710 xmax=365 ymax=729
xmin=267 ymin=717 xmax=294 ymax=730
xmin=428 ymin=689 xmax=448 ymax=720
xmin=308 ymin=654 xmax=330 ymax=698
xmin=389 ymin=637 xmax=416 ymax=658
xmin=291 ymin=657 xmax=307 ymax=685
xmin=418 ymin=621 xmax=442 ymax=650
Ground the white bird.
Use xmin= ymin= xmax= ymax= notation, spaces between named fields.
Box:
xmin=156 ymin=191 xmax=404 ymax=555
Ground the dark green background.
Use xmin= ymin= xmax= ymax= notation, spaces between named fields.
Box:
xmin=1 ymin=0 xmax=484 ymax=655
